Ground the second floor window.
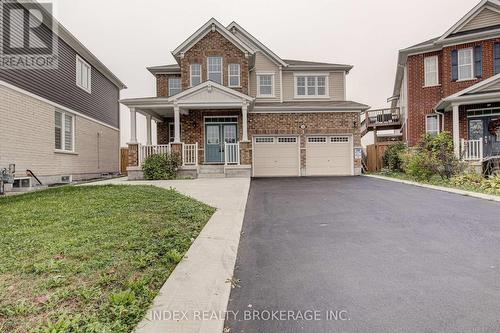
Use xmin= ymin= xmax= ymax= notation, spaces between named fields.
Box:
xmin=257 ymin=74 xmax=274 ymax=97
xmin=494 ymin=43 xmax=500 ymax=75
xmin=295 ymin=75 xmax=327 ymax=97
xmin=168 ymin=78 xmax=181 ymax=96
xmin=76 ymin=55 xmax=91 ymax=93
xmin=424 ymin=56 xmax=438 ymax=87
xmin=228 ymin=64 xmax=240 ymax=87
xmin=207 ymin=57 xmax=223 ymax=84
xmin=190 ymin=63 xmax=201 ymax=86
xmin=458 ymin=48 xmax=473 ymax=80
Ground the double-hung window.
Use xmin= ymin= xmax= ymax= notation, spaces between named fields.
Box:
xmin=295 ymin=75 xmax=328 ymax=97
xmin=190 ymin=63 xmax=201 ymax=86
xmin=257 ymin=73 xmax=274 ymax=97
xmin=55 ymin=110 xmax=74 ymax=152
xmin=228 ymin=63 xmax=240 ymax=87
xmin=424 ymin=56 xmax=438 ymax=87
xmin=426 ymin=114 xmax=440 ymax=136
xmin=458 ymin=48 xmax=474 ymax=80
xmin=168 ymin=77 xmax=181 ymax=96
xmin=207 ymin=57 xmax=223 ymax=84
xmin=76 ymin=55 xmax=91 ymax=93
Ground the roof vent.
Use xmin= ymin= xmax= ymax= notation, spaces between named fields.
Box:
xmin=211 ymin=23 xmax=216 ymax=32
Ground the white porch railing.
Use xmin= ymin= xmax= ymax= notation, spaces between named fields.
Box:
xmin=183 ymin=143 xmax=198 ymax=166
xmin=224 ymin=142 xmax=240 ymax=165
xmin=461 ymin=138 xmax=483 ymax=161
xmin=139 ymin=144 xmax=171 ymax=165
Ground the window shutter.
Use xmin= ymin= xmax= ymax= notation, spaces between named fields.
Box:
xmin=494 ymin=43 xmax=500 ymax=75
xmin=451 ymin=50 xmax=458 ymax=81
xmin=474 ymin=46 xmax=482 ymax=78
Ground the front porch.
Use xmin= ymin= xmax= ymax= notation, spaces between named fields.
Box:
xmin=121 ymin=81 xmax=254 ymax=179
xmin=436 ymin=75 xmax=500 ymax=174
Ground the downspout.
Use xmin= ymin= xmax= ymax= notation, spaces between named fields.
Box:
xmin=279 ymin=65 xmax=283 ymax=103
xmin=435 ymin=109 xmax=445 ymax=132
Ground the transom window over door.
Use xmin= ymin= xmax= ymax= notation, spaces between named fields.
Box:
xmin=190 ymin=63 xmax=201 ymax=86
xmin=55 ymin=110 xmax=74 ymax=152
xmin=228 ymin=64 xmax=240 ymax=87
xmin=257 ymin=74 xmax=274 ymax=97
xmin=424 ymin=56 xmax=438 ymax=87
xmin=458 ymin=48 xmax=473 ymax=80
xmin=295 ymin=75 xmax=328 ymax=97
xmin=207 ymin=57 xmax=223 ymax=84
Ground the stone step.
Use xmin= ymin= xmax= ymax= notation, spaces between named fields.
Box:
xmin=197 ymin=173 xmax=226 ymax=179
xmin=198 ymin=165 xmax=225 ymax=174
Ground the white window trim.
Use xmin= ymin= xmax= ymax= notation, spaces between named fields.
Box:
xmin=207 ymin=56 xmax=223 ymax=85
xmin=256 ymin=72 xmax=275 ymax=98
xmin=457 ymin=48 xmax=474 ymax=81
xmin=425 ymin=114 xmax=440 ymax=135
xmin=75 ymin=55 xmax=91 ymax=93
xmin=424 ymin=56 xmax=439 ymax=87
xmin=168 ymin=77 xmax=182 ymax=96
xmin=293 ymin=72 xmax=330 ymax=99
xmin=189 ymin=63 xmax=201 ymax=87
xmin=228 ymin=63 xmax=241 ymax=87
xmin=55 ymin=110 xmax=75 ymax=153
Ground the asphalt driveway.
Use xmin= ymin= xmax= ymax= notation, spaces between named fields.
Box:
xmin=225 ymin=177 xmax=500 ymax=333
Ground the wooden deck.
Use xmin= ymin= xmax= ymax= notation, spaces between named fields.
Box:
xmin=361 ymin=108 xmax=402 ymax=135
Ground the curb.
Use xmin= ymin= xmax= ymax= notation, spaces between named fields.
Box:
xmin=365 ymin=174 xmax=500 ymax=203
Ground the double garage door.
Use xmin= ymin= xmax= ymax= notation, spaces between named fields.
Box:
xmin=253 ymin=135 xmax=353 ymax=177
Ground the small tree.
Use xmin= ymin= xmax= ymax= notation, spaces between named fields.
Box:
xmin=417 ymin=132 xmax=461 ymax=179
xmin=382 ymin=143 xmax=407 ymax=172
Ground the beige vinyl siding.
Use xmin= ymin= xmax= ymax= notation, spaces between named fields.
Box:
xmin=282 ymin=71 xmax=345 ymax=101
xmin=250 ymin=51 xmax=280 ymax=101
xmin=0 ymin=84 xmax=119 ymax=184
xmin=459 ymin=8 xmax=500 ymax=32
xmin=482 ymin=81 xmax=500 ymax=92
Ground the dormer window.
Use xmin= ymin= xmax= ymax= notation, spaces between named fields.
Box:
xmin=190 ymin=63 xmax=201 ymax=87
xmin=207 ymin=57 xmax=223 ymax=84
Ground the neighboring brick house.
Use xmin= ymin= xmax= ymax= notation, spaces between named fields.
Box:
xmin=390 ymin=0 xmax=500 ymax=172
xmin=0 ymin=1 xmax=126 ymax=189
xmin=122 ymin=18 xmax=369 ymax=179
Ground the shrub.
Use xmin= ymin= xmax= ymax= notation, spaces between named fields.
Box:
xmin=401 ymin=149 xmax=435 ymax=181
xmin=417 ymin=132 xmax=461 ymax=179
xmin=382 ymin=143 xmax=406 ymax=172
xmin=450 ymin=172 xmax=483 ymax=189
xmin=142 ymin=153 xmax=181 ymax=180
xmin=480 ymin=174 xmax=500 ymax=195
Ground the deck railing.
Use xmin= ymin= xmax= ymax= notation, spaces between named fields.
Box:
xmin=139 ymin=144 xmax=171 ymax=165
xmin=224 ymin=142 xmax=240 ymax=165
xmin=461 ymin=138 xmax=483 ymax=161
xmin=361 ymin=108 xmax=401 ymax=132
xmin=183 ymin=143 xmax=198 ymax=166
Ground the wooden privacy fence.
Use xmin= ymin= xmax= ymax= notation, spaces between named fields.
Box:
xmin=366 ymin=142 xmax=399 ymax=172
xmin=120 ymin=148 xmax=129 ymax=175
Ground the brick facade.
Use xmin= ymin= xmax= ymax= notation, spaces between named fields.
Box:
xmin=156 ymin=74 xmax=181 ymax=97
xmin=406 ymin=37 xmax=500 ymax=146
xmin=180 ymin=31 xmax=249 ymax=95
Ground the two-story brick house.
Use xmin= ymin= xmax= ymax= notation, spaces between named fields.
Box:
xmin=122 ymin=19 xmax=369 ymax=178
xmin=0 ymin=1 xmax=126 ymax=189
xmin=390 ymin=0 xmax=500 ymax=173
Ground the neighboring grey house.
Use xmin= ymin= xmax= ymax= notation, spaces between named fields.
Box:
xmin=0 ymin=1 xmax=126 ymax=187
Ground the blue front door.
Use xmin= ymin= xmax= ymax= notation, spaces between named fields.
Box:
xmin=205 ymin=123 xmax=237 ymax=163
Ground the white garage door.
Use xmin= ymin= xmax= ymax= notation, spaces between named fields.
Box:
xmin=306 ymin=136 xmax=352 ymax=176
xmin=253 ymin=136 xmax=300 ymax=177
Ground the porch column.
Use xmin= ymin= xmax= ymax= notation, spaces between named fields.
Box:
xmin=146 ymin=114 xmax=152 ymax=146
xmin=242 ymin=102 xmax=249 ymax=142
xmin=174 ymin=104 xmax=181 ymax=143
xmin=129 ymin=107 xmax=137 ymax=144
xmin=452 ymin=104 xmax=460 ymax=158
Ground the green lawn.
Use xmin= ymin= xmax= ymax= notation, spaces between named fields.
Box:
xmin=0 ymin=185 xmax=215 ymax=333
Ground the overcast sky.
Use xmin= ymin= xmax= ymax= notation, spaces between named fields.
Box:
xmin=52 ymin=0 xmax=476 ymax=146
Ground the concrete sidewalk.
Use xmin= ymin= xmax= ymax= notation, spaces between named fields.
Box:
xmin=86 ymin=177 xmax=250 ymax=333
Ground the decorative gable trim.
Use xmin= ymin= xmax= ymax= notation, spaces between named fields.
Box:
xmin=167 ymin=80 xmax=254 ymax=104
xmin=437 ymin=0 xmax=500 ymax=43
xmin=226 ymin=21 xmax=288 ymax=67
xmin=172 ymin=18 xmax=254 ymax=60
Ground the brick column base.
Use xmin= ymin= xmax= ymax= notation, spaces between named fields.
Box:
xmin=128 ymin=143 xmax=139 ymax=167
xmin=170 ymin=143 xmax=183 ymax=163
xmin=239 ymin=141 xmax=252 ymax=165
